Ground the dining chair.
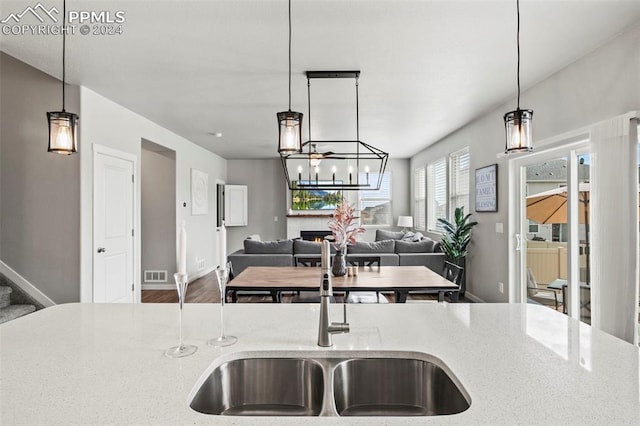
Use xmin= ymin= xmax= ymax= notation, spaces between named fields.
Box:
xmin=441 ymin=261 xmax=464 ymax=302
xmin=346 ymin=256 xmax=381 ymax=268
xmin=294 ymin=256 xmax=323 ymax=267
xmin=291 ymin=256 xmax=324 ymax=300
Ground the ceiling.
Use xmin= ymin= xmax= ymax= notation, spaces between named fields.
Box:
xmin=2 ymin=1 xmax=640 ymax=159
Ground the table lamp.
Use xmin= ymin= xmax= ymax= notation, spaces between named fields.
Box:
xmin=397 ymin=216 xmax=414 ymax=232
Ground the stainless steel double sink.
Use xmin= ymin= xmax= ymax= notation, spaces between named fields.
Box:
xmin=189 ymin=351 xmax=471 ymax=417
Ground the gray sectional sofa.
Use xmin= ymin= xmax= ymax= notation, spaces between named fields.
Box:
xmin=228 ymin=230 xmax=446 ymax=276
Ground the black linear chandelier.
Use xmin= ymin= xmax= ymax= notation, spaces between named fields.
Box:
xmin=47 ymin=0 xmax=78 ymax=154
xmin=279 ymin=71 xmax=388 ymax=191
xmin=503 ymin=0 xmax=533 ymax=154
xmin=276 ymin=0 xmax=303 ymax=154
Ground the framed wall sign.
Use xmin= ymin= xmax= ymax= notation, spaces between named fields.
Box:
xmin=475 ymin=164 xmax=498 ymax=212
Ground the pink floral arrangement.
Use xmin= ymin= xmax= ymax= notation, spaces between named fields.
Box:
xmin=327 ymin=198 xmax=365 ymax=252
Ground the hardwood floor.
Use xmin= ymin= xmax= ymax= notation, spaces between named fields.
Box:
xmin=142 ymin=272 xmax=221 ymax=303
xmin=142 ymin=270 xmax=474 ymax=304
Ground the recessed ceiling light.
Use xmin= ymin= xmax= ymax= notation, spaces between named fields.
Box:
xmin=211 ymin=132 xmax=222 ymax=138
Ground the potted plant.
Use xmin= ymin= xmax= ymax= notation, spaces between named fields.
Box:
xmin=437 ymin=206 xmax=478 ymax=297
xmin=327 ymin=198 xmax=365 ymax=276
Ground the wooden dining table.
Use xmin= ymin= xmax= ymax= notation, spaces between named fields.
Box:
xmin=227 ymin=266 xmax=459 ymax=303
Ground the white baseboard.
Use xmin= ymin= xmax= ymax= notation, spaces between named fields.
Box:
xmin=464 ymin=291 xmax=485 ymax=303
xmin=0 ymin=260 xmax=56 ymax=307
xmin=141 ymin=266 xmax=215 ymax=291
xmin=191 ymin=266 xmax=216 ymax=282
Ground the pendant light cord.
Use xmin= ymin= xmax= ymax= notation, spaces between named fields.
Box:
xmin=516 ymin=0 xmax=520 ymax=110
xmin=62 ymin=0 xmax=66 ymax=112
xmin=288 ymin=0 xmax=292 ymax=111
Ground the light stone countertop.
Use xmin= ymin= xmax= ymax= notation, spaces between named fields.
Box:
xmin=1 ymin=302 xmax=639 ymax=425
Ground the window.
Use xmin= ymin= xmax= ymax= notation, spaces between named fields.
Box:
xmin=427 ymin=158 xmax=446 ymax=231
xmin=426 ymin=147 xmax=471 ymax=232
xmin=449 ymin=147 xmax=470 ymax=217
xmin=414 ymin=167 xmax=426 ymax=230
xmin=359 ymin=172 xmax=392 ymax=226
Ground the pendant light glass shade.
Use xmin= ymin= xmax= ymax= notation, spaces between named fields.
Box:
xmin=47 ymin=111 xmax=78 ymax=154
xmin=504 ymin=108 xmax=533 ymax=153
xmin=277 ymin=110 xmax=303 ymax=154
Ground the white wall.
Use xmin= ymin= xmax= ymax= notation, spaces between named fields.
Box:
xmin=80 ymin=87 xmax=226 ymax=301
xmin=411 ymin=23 xmax=640 ymax=303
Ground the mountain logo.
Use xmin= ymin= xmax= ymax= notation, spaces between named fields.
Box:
xmin=1 ymin=3 xmax=59 ymax=24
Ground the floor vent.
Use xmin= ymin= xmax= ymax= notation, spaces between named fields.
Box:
xmin=144 ymin=270 xmax=168 ymax=283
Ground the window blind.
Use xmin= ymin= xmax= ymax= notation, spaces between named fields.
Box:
xmin=414 ymin=167 xmax=426 ymax=230
xmin=449 ymin=147 xmax=470 ymax=216
xmin=427 ymin=158 xmax=446 ymax=231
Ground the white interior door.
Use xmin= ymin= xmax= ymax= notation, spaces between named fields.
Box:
xmin=94 ymin=151 xmax=134 ymax=303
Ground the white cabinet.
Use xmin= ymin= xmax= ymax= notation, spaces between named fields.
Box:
xmin=224 ymin=184 xmax=248 ymax=227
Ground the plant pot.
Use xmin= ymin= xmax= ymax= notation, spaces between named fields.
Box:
xmin=332 ymin=249 xmax=347 ymax=277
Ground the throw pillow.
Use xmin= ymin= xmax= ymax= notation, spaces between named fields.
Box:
xmin=347 ymin=240 xmax=395 ymax=253
xmin=244 ymin=239 xmax=293 ymax=254
xmin=375 ymin=229 xmax=405 ymax=241
xmin=401 ymin=231 xmax=426 ymax=242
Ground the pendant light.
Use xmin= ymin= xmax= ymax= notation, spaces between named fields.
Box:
xmin=276 ymin=0 xmax=303 ymax=154
xmin=47 ymin=0 xmax=78 ymax=154
xmin=504 ymin=0 xmax=533 ymax=154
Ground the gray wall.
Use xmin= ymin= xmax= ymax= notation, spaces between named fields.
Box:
xmin=141 ymin=141 xmax=176 ymax=282
xmin=411 ymin=23 xmax=640 ymax=303
xmin=0 ymin=52 xmax=81 ymax=303
xmin=226 ymin=159 xmax=287 ymax=252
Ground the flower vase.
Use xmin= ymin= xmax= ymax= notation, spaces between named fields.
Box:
xmin=332 ymin=249 xmax=347 ymax=277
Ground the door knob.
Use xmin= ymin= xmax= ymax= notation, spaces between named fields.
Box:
xmin=97 ymin=247 xmax=106 ymax=253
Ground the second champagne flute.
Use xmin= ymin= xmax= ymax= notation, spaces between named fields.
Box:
xmin=208 ymin=264 xmax=237 ymax=347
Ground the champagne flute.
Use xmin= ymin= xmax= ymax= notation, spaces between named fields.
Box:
xmin=164 ymin=273 xmax=198 ymax=358
xmin=208 ymin=264 xmax=237 ymax=347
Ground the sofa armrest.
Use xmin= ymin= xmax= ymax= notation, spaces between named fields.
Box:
xmin=397 ymin=253 xmax=445 ymax=273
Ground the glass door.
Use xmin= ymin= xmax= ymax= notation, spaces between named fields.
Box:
xmin=512 ymin=143 xmax=592 ymax=324
xmin=522 ymin=156 xmax=568 ymax=316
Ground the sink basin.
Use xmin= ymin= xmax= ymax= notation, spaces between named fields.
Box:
xmin=333 ymin=358 xmax=470 ymax=416
xmin=189 ymin=358 xmax=324 ymax=416
xmin=189 ymin=351 xmax=470 ymax=417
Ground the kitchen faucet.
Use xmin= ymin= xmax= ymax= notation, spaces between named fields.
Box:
xmin=318 ymin=240 xmax=349 ymax=347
